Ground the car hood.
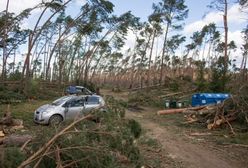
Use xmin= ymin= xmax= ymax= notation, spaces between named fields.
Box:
xmin=36 ymin=104 xmax=59 ymax=113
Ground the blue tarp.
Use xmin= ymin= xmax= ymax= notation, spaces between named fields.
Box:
xmin=66 ymin=86 xmax=78 ymax=94
xmin=192 ymin=93 xmax=230 ymax=107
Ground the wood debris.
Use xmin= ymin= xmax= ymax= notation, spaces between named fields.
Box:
xmin=189 ymin=132 xmax=212 ymax=136
xmin=157 ymin=95 xmax=246 ymax=134
xmin=157 ymin=105 xmax=206 ymax=115
xmin=3 ymin=134 xmax=32 ymax=146
xmin=0 ymin=131 xmax=4 ymax=137
xmin=0 ymin=105 xmax=24 ymax=134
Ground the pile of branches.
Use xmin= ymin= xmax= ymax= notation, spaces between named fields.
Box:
xmin=158 ymin=86 xmax=248 ymax=134
xmin=184 ymin=101 xmax=236 ymax=130
xmin=184 ymin=94 xmax=248 ymax=133
xmin=1 ymin=97 xmax=142 ymax=168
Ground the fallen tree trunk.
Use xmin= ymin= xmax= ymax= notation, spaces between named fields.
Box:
xmin=189 ymin=132 xmax=212 ymax=136
xmin=158 ymin=89 xmax=196 ymax=98
xmin=1 ymin=135 xmax=32 ymax=146
xmin=184 ymin=106 xmax=217 ymax=115
xmin=130 ymin=84 xmax=161 ymax=91
xmin=157 ymin=108 xmax=185 ymax=115
xmin=157 ymin=106 xmax=206 ymax=115
xmin=207 ymin=116 xmax=237 ymax=130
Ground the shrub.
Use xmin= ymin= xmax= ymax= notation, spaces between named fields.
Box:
xmin=128 ymin=91 xmax=163 ymax=107
xmin=169 ymin=81 xmax=179 ymax=92
xmin=0 ymin=90 xmax=25 ymax=104
xmin=0 ymin=147 xmax=26 ymax=168
xmin=13 ymin=97 xmax=143 ymax=168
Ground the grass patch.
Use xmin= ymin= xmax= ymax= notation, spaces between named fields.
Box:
xmin=0 ymin=100 xmax=52 ymax=128
xmin=1 ymin=97 xmax=145 ymax=168
xmin=138 ymin=136 xmax=160 ymax=148
xmin=128 ymin=91 xmax=163 ymax=108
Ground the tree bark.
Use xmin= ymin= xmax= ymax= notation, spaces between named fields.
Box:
xmin=223 ymin=0 xmax=228 ymax=90
xmin=1 ymin=0 xmax=10 ymax=81
xmin=139 ymin=34 xmax=152 ymax=89
xmin=160 ymin=21 xmax=170 ymax=85
xmin=148 ymin=30 xmax=156 ymax=86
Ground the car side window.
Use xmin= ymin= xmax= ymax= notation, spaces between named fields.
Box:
xmin=85 ymin=96 xmax=99 ymax=105
xmin=67 ymin=98 xmax=85 ymax=107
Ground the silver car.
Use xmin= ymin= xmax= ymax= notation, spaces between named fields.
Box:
xmin=34 ymin=95 xmax=105 ymax=125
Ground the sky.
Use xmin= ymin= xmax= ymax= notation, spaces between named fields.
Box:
xmin=0 ymin=0 xmax=247 ymax=65
xmin=110 ymin=0 xmax=247 ymax=65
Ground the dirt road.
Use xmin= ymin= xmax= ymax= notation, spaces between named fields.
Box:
xmin=126 ymin=108 xmax=246 ymax=168
xmin=102 ymin=89 xmax=247 ymax=168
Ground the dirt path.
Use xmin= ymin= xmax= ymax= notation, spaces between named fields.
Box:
xmin=102 ymin=89 xmax=246 ymax=168
xmin=126 ymin=108 xmax=248 ymax=168
xmin=126 ymin=108 xmax=244 ymax=168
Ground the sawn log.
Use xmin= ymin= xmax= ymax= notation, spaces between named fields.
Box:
xmin=157 ymin=106 xmax=206 ymax=115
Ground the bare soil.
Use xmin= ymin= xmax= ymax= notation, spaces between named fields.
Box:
xmin=126 ymin=107 xmax=248 ymax=168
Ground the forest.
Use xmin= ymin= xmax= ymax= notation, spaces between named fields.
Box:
xmin=0 ymin=0 xmax=248 ymax=168
xmin=0 ymin=0 xmax=246 ymax=95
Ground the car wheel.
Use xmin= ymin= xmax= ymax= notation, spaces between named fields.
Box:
xmin=49 ymin=115 xmax=63 ymax=126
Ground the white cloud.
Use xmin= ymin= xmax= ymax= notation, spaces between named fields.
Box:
xmin=0 ymin=0 xmax=42 ymax=14
xmin=74 ymin=0 xmax=86 ymax=6
xmin=184 ymin=4 xmax=247 ymax=35
xmin=184 ymin=20 xmax=207 ymax=35
xmin=228 ymin=4 xmax=248 ymax=23
xmin=122 ymin=30 xmax=137 ymax=51
xmin=228 ymin=30 xmax=243 ymax=46
xmin=228 ymin=30 xmax=244 ymax=65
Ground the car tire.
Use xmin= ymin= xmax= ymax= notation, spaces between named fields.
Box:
xmin=49 ymin=114 xmax=63 ymax=126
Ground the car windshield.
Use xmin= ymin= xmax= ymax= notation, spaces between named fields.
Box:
xmin=51 ymin=96 xmax=71 ymax=106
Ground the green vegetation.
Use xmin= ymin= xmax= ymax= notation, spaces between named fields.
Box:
xmin=1 ymin=97 xmax=144 ymax=168
xmin=128 ymin=91 xmax=163 ymax=108
xmin=0 ymin=100 xmax=51 ymax=127
xmin=0 ymin=147 xmax=26 ymax=168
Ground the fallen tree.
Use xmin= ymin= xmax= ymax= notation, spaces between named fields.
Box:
xmin=157 ymin=105 xmax=206 ymax=115
xmin=157 ymin=91 xmax=248 ymax=134
xmin=1 ymin=97 xmax=143 ymax=168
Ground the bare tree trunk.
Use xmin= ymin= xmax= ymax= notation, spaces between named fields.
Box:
xmin=160 ymin=22 xmax=170 ymax=85
xmin=129 ymin=46 xmax=137 ymax=89
xmin=13 ymin=49 xmax=16 ymax=73
xmin=2 ymin=0 xmax=10 ymax=81
xmin=58 ymin=25 xmax=63 ymax=86
xmin=46 ymin=7 xmax=90 ymax=80
xmin=21 ymin=0 xmax=73 ymax=94
xmin=140 ymin=33 xmax=152 ymax=89
xmin=223 ymin=0 xmax=228 ymax=90
xmin=148 ymin=30 xmax=156 ymax=86
xmin=90 ymin=32 xmax=116 ymax=82
xmin=24 ymin=33 xmax=32 ymax=96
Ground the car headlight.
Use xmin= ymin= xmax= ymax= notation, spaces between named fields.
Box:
xmin=42 ymin=111 xmax=50 ymax=114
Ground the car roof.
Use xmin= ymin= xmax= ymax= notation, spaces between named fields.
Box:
xmin=77 ymin=95 xmax=101 ymax=98
xmin=75 ymin=86 xmax=85 ymax=89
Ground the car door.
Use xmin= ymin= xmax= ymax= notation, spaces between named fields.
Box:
xmin=64 ymin=98 xmax=85 ymax=119
xmin=84 ymin=96 xmax=100 ymax=112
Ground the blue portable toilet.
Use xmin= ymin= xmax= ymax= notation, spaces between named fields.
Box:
xmin=191 ymin=93 xmax=230 ymax=107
